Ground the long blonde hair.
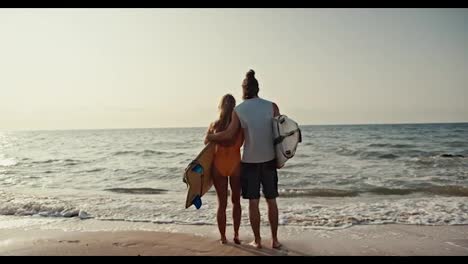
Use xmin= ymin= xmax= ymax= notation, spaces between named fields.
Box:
xmin=213 ymin=94 xmax=236 ymax=133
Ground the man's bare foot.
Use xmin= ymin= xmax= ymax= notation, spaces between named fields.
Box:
xmin=272 ymin=240 xmax=282 ymax=249
xmin=249 ymin=240 xmax=262 ymax=249
xmin=220 ymin=236 xmax=227 ymax=244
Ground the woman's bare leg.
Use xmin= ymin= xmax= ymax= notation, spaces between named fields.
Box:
xmin=212 ymin=167 xmax=228 ymax=244
xmin=229 ymin=164 xmax=241 ymax=244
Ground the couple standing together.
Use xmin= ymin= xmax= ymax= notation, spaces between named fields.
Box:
xmin=205 ymin=69 xmax=281 ymax=249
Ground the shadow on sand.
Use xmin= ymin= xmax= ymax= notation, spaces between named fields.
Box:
xmin=224 ymin=240 xmax=309 ymax=256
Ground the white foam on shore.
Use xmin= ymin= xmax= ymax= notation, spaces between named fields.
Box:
xmin=0 ymin=215 xmax=62 ymax=230
xmin=0 ymin=190 xmax=90 ymax=219
xmin=280 ymin=197 xmax=468 ymax=228
xmin=1 ymin=189 xmax=468 ymax=231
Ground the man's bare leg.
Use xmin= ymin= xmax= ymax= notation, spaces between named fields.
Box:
xmin=249 ymin=199 xmax=262 ymax=249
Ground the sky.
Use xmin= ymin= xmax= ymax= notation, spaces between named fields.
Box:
xmin=0 ymin=8 xmax=467 ymax=130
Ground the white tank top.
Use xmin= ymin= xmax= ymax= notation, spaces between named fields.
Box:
xmin=235 ymin=97 xmax=275 ymax=163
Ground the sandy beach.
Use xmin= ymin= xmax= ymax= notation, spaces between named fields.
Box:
xmin=1 ymin=222 xmax=467 ymax=256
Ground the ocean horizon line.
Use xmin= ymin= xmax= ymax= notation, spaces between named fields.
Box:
xmin=2 ymin=121 xmax=467 ymax=132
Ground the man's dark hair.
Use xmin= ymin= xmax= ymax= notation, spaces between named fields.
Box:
xmin=242 ymin=69 xmax=259 ymax=100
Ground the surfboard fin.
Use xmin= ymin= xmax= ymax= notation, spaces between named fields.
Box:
xmin=192 ymin=195 xmax=202 ymax=209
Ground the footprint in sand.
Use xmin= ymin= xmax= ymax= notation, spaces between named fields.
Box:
xmin=58 ymin=240 xmax=80 ymax=243
xmin=112 ymin=242 xmax=139 ymax=248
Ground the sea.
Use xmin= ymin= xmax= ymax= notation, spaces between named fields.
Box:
xmin=1 ymin=123 xmax=467 ymax=231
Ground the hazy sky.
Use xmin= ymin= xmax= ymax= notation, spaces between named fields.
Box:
xmin=0 ymin=8 xmax=467 ymax=130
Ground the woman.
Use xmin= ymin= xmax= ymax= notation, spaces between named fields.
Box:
xmin=205 ymin=94 xmax=244 ymax=244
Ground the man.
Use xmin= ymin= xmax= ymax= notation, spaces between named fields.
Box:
xmin=206 ymin=69 xmax=281 ymax=249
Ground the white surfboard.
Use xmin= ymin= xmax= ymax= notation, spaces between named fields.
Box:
xmin=272 ymin=115 xmax=302 ymax=168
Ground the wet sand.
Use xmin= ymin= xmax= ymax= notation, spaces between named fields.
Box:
xmin=1 ymin=224 xmax=468 ymax=256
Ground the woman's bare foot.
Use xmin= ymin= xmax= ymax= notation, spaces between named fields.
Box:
xmin=233 ymin=233 xmax=240 ymax=244
xmin=249 ymin=240 xmax=262 ymax=249
xmin=272 ymin=240 xmax=282 ymax=249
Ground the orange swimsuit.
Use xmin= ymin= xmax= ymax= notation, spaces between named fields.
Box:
xmin=213 ymin=130 xmax=244 ymax=177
